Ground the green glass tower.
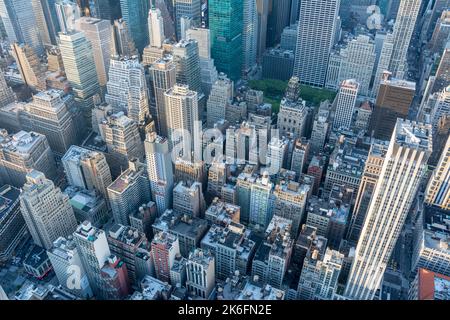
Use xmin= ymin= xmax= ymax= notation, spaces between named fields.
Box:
xmin=209 ymin=0 xmax=243 ymax=81
xmin=119 ymin=0 xmax=150 ymax=53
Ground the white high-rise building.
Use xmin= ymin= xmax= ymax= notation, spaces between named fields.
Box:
xmin=73 ymin=221 xmax=111 ymax=298
xmin=206 ymin=73 xmax=233 ymax=128
xmin=293 ymin=0 xmax=340 ymax=87
xmin=372 ymin=32 xmax=394 ymax=98
xmin=47 ymin=236 xmax=93 ymax=298
xmin=55 ymin=0 xmax=81 ymax=34
xmin=174 ymin=0 xmax=201 ymax=40
xmin=105 ymin=56 xmax=150 ymax=124
xmin=425 ymin=135 xmax=450 ymax=210
xmin=144 ymin=132 xmax=174 ymax=216
xmin=333 ymin=79 xmax=359 ymax=131
xmin=186 ymin=249 xmax=215 ymax=299
xmin=249 ymin=172 xmax=273 ymax=231
xmin=389 ymin=0 xmax=422 ymax=79
xmin=74 ymin=17 xmax=112 ymax=91
xmin=164 ymin=84 xmax=200 ymax=158
xmin=148 ymin=6 xmax=165 ymax=48
xmin=20 ymin=170 xmax=78 ymax=250
xmin=345 ymin=120 xmax=432 ymax=300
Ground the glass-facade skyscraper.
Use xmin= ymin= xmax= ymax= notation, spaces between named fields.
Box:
xmin=119 ymin=0 xmax=150 ymax=53
xmin=209 ymin=0 xmax=243 ymax=81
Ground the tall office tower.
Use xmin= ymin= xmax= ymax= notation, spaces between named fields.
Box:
xmin=431 ymin=44 xmax=450 ymax=94
xmin=277 ymin=78 xmax=308 ymax=139
xmin=333 ymin=79 xmax=359 ymax=131
xmin=293 ymin=0 xmax=340 ymax=87
xmin=347 ymin=141 xmax=388 ymax=243
xmin=345 ymin=120 xmax=432 ymax=300
xmin=429 ymin=10 xmax=450 ymax=55
xmin=369 ymin=73 xmax=416 ymax=140
xmin=148 ymin=5 xmax=164 ymax=48
xmin=430 ymin=86 xmax=450 ymax=135
xmin=0 ymin=130 xmax=56 ymax=188
xmin=89 ymin=0 xmax=113 ymax=20
xmin=290 ymin=0 xmax=300 ymax=24
xmin=0 ymin=186 xmax=26 ymax=263
xmin=252 ymin=216 xmax=293 ymax=288
xmin=74 ymin=17 xmax=112 ymax=93
xmin=201 ymin=222 xmax=256 ymax=280
xmin=62 ymin=145 xmax=112 ymax=201
xmin=173 ymin=39 xmax=202 ymax=94
xmin=11 ymin=43 xmax=47 ymax=91
xmin=266 ymin=137 xmax=288 ymax=175
xmin=73 ymin=221 xmax=111 ymax=298
xmin=144 ymin=132 xmax=174 ymax=216
xmin=107 ymin=224 xmax=153 ymax=285
xmin=111 ymin=19 xmax=138 ymax=57
xmin=372 ymin=32 xmax=394 ymax=98
xmin=206 ymin=74 xmax=233 ymax=128
xmin=0 ymin=0 xmax=44 ymax=56
xmin=150 ymin=56 xmax=176 ymax=136
xmin=151 ymin=231 xmax=180 ymax=283
xmin=186 ymin=249 xmax=215 ymax=299
xmin=290 ymin=138 xmax=310 ymax=179
xmin=40 ymin=0 xmax=60 ymax=45
xmin=105 ymin=56 xmax=150 ymax=124
xmin=256 ymin=0 xmax=269 ymax=62
xmin=59 ymin=31 xmax=100 ymax=126
xmin=0 ymin=71 xmax=15 ymax=107
xmin=174 ymin=0 xmax=201 ymax=40
xmin=107 ymin=159 xmax=151 ymax=226
xmin=20 ymin=170 xmax=77 ymax=250
xmin=297 ymin=248 xmax=344 ymax=300
xmin=389 ymin=0 xmax=422 ymax=78
xmin=249 ymin=172 xmax=273 ymax=232
xmin=173 ymin=181 xmax=205 ymax=218
xmin=273 ymin=180 xmax=308 ymax=237
xmin=55 ymin=0 xmax=81 ymax=34
xmin=185 ymin=27 xmax=219 ymax=96
xmin=119 ymin=0 xmax=149 ymax=53
xmin=425 ymin=135 xmax=450 ymax=210
xmin=100 ymin=112 xmax=144 ymax=174
xmin=27 ymin=90 xmax=78 ymax=155
xmin=47 ymin=236 xmax=93 ymax=298
xmin=31 ymin=0 xmax=52 ymax=46
xmin=310 ymin=101 xmax=331 ymax=154
xmin=327 ymin=35 xmax=376 ymax=96
xmin=164 ymin=84 xmax=199 ymax=157
xmin=209 ymin=0 xmax=243 ymax=81
xmin=242 ymin=0 xmax=257 ymax=77
xmin=266 ymin=0 xmax=290 ymax=47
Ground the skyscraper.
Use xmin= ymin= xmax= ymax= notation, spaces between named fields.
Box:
xmin=111 ymin=19 xmax=138 ymax=57
xmin=293 ymin=0 xmax=340 ymax=87
xmin=425 ymin=135 xmax=450 ymax=210
xmin=11 ymin=43 xmax=47 ymax=91
xmin=119 ymin=0 xmax=150 ymax=53
xmin=209 ymin=0 xmax=243 ymax=81
xmin=59 ymin=31 xmax=101 ymax=126
xmin=106 ymin=56 xmax=150 ymax=124
xmin=249 ymin=172 xmax=273 ymax=231
xmin=31 ymin=0 xmax=52 ymax=46
xmin=389 ymin=0 xmax=422 ymax=79
xmin=62 ymin=145 xmax=112 ymax=201
xmin=172 ymin=39 xmax=202 ymax=95
xmin=345 ymin=120 xmax=432 ymax=300
xmin=144 ymin=132 xmax=174 ymax=216
xmin=242 ymin=0 xmax=258 ymax=77
xmin=107 ymin=159 xmax=151 ymax=226
xmin=148 ymin=5 xmax=165 ymax=48
xmin=20 ymin=170 xmax=78 ymax=250
xmin=149 ymin=56 xmax=176 ymax=136
xmin=0 ymin=0 xmax=44 ymax=56
xmin=333 ymin=79 xmax=359 ymax=131
xmin=174 ymin=0 xmax=201 ymax=40
xmin=206 ymin=73 xmax=233 ymax=128
xmin=55 ymin=0 xmax=81 ymax=34
xmin=74 ymin=17 xmax=112 ymax=93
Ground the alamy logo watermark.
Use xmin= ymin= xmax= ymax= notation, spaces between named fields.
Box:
xmin=66 ymin=265 xmax=81 ymax=290
xmin=366 ymin=5 xmax=383 ymax=30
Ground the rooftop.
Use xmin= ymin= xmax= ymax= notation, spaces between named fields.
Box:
xmin=237 ymin=282 xmax=284 ymax=300
xmin=0 ymin=130 xmax=45 ymax=155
